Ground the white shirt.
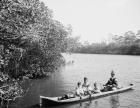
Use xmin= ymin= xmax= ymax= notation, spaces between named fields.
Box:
xmin=82 ymin=82 xmax=93 ymax=91
xmin=75 ymin=86 xmax=84 ymax=95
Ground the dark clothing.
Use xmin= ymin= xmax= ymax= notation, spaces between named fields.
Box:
xmin=106 ymin=77 xmax=118 ymax=86
xmin=103 ymin=77 xmax=118 ymax=91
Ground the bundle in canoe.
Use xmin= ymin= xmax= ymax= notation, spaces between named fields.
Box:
xmin=40 ymin=84 xmax=134 ymax=106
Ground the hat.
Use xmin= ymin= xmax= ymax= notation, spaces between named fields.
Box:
xmin=111 ymin=70 xmax=115 ymax=75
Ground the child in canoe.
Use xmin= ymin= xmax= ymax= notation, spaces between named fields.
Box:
xmin=75 ymin=82 xmax=84 ymax=97
xmin=93 ymin=82 xmax=101 ymax=93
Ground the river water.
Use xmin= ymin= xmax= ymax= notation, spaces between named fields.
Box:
xmin=9 ymin=54 xmax=140 ymax=108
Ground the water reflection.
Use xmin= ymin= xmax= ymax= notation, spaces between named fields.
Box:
xmin=109 ymin=95 xmax=120 ymax=108
xmin=48 ymin=100 xmax=99 ymax=108
xmin=94 ymin=101 xmax=99 ymax=108
xmin=79 ymin=101 xmax=92 ymax=108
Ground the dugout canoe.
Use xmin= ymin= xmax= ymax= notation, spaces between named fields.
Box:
xmin=40 ymin=84 xmax=134 ymax=106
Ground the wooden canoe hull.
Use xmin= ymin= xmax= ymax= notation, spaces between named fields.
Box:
xmin=40 ymin=84 xmax=134 ymax=106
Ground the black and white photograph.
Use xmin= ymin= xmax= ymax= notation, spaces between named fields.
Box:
xmin=0 ymin=0 xmax=139 ymax=108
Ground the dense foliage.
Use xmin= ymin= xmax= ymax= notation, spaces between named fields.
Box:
xmin=0 ymin=0 xmax=70 ymax=79
xmin=68 ymin=31 xmax=140 ymax=55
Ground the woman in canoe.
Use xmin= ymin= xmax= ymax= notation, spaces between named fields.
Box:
xmin=104 ymin=70 xmax=118 ymax=91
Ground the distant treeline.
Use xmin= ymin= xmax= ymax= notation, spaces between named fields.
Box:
xmin=66 ymin=30 xmax=140 ymax=55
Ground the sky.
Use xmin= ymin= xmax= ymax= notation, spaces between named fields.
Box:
xmin=41 ymin=0 xmax=140 ymax=43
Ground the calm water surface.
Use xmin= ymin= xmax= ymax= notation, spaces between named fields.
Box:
xmin=9 ymin=54 xmax=140 ymax=108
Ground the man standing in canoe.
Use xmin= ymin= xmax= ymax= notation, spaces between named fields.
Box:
xmin=104 ymin=70 xmax=118 ymax=91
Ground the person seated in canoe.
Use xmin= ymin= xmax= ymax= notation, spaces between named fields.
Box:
xmin=75 ymin=82 xmax=84 ymax=97
xmin=58 ymin=82 xmax=84 ymax=100
xmin=82 ymin=77 xmax=93 ymax=95
xmin=104 ymin=70 xmax=118 ymax=91
xmin=93 ymin=82 xmax=101 ymax=93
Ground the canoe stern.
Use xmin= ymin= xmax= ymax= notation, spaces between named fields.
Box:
xmin=40 ymin=96 xmax=59 ymax=106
